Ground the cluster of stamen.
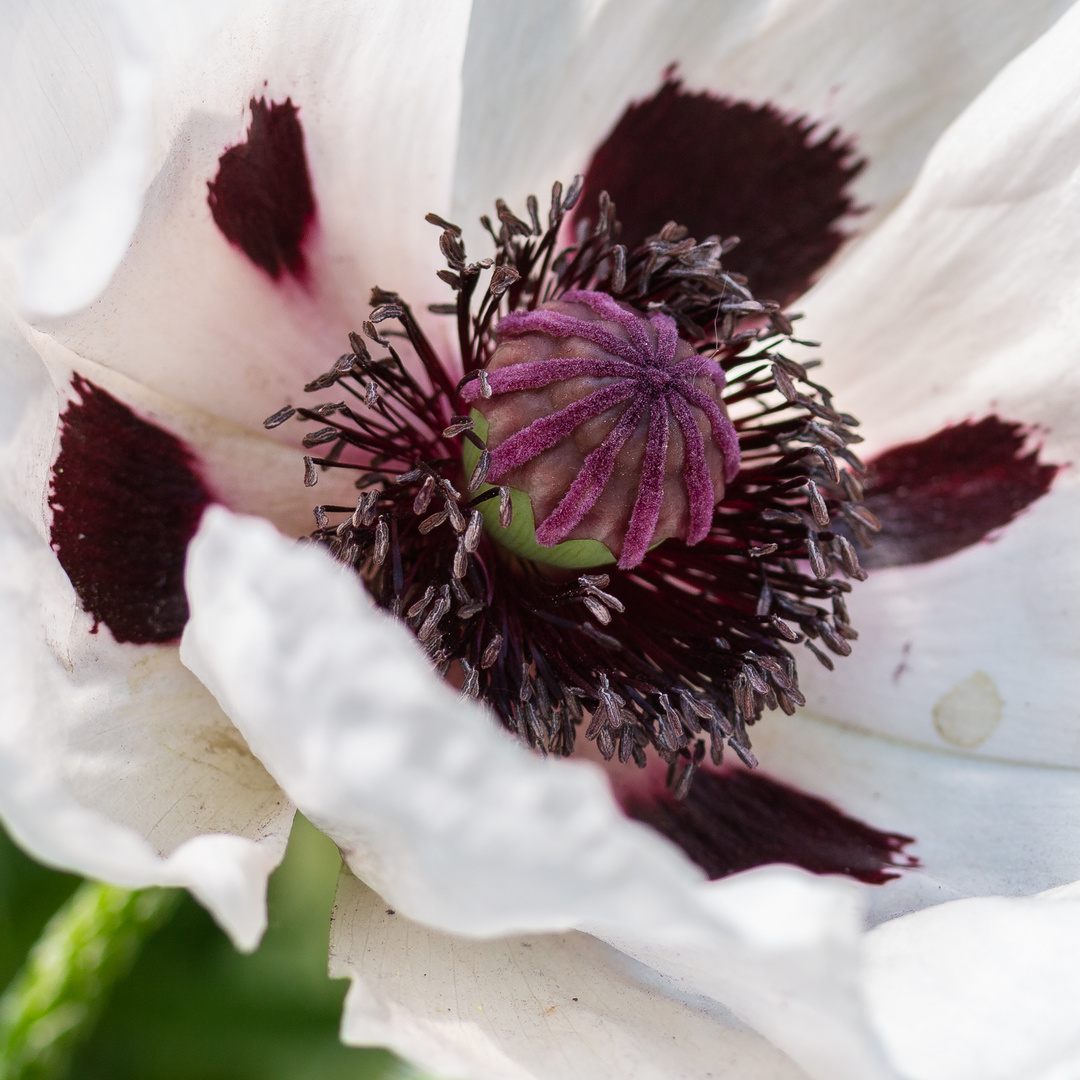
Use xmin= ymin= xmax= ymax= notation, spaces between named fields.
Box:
xmin=266 ymin=178 xmax=879 ymax=796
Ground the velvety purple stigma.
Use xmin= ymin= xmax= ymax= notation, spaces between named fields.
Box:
xmin=461 ymin=290 xmax=740 ymax=568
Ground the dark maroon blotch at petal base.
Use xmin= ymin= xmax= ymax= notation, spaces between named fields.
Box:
xmin=49 ymin=377 xmax=212 ymax=645
xmin=577 ymin=76 xmax=864 ymax=306
xmin=629 ymin=769 xmax=917 ymax=885
xmin=858 ymin=416 xmax=1060 ymax=569
xmin=207 ymin=97 xmax=316 ymax=281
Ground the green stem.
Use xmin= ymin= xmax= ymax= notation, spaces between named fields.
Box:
xmin=0 ymin=882 xmax=180 ymax=1080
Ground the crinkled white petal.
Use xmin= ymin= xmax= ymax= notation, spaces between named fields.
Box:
xmin=180 ymin=517 xmax=702 ymax=938
xmin=749 ymin=710 xmax=1080 ymax=923
xmin=452 ymin=0 xmax=1070 ymax=257
xmin=0 ymin=315 xmax=293 ymax=950
xmin=0 ymin=509 xmax=291 ymax=951
xmin=330 ymin=871 xmax=812 ymax=1080
xmin=181 ymin=508 xmax=895 ymax=1080
xmin=15 ymin=0 xmax=470 ymax=432
xmin=795 ymin=3 xmax=1080 ymax=765
xmin=864 ymin=891 xmax=1080 ymax=1080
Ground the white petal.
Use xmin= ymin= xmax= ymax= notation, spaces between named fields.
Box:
xmin=748 ymin=710 xmax=1080 ymax=922
xmin=181 ymin=507 xmax=895 ymax=1080
xmin=799 ymin=492 xmax=1080 ymax=767
xmin=180 ymin=515 xmax=700 ymax=938
xmin=795 ymin=4 xmax=1080 ymax=764
xmin=452 ymin=0 xmax=1070 ymax=253
xmin=0 ymin=319 xmax=293 ymax=950
xmin=330 ymin=871 xmax=812 ymax=1080
xmin=19 ymin=1 xmax=471 ymax=431
xmin=1 ymin=1 xmax=115 ymax=236
xmin=2 ymin=0 xmax=243 ymax=315
xmin=0 ymin=512 xmax=292 ymax=949
xmin=863 ymin=892 xmax=1080 ymax=1080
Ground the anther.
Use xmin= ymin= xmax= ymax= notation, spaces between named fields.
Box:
xmin=833 ymin=534 xmax=865 ymax=579
xmin=772 ymin=364 xmax=798 ymax=402
xmin=582 ymin=597 xmax=611 ymax=625
xmin=363 ymin=319 xmax=389 ymax=346
xmin=464 ymin=510 xmax=483 ymax=553
xmin=418 ymin=587 xmax=450 ymax=643
xmin=418 ymin=510 xmax=447 ymax=534
xmin=806 ymin=535 xmax=828 ymax=579
xmin=460 ymin=658 xmax=480 ymax=698
xmin=373 ymin=516 xmax=390 ymax=566
xmin=817 ymin=621 xmax=853 ymax=656
xmin=468 ymin=449 xmax=491 ymax=492
xmin=443 ymin=416 xmax=474 ymax=438
xmin=264 ymin=405 xmax=295 ymax=428
xmin=453 ymin=537 xmax=469 ymax=579
xmin=480 ymin=632 xmax=503 ymax=669
xmin=806 ymin=421 xmax=847 ymax=449
xmin=302 ymin=427 xmax=339 ymax=448
xmin=413 ymin=475 xmax=435 ymax=515
xmin=806 ymin=480 xmax=830 ymax=527
xmin=445 ymin=497 xmax=465 ymax=534
xmin=407 ymin=586 xmax=436 ymax=622
xmin=498 ymin=486 xmax=513 ymax=528
xmin=357 ymin=490 xmax=378 ymax=527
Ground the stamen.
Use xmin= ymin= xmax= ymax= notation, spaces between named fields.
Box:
xmin=271 ymin=179 xmax=877 ymax=791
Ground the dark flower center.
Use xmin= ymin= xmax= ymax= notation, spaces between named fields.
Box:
xmin=269 ymin=179 xmax=878 ymax=795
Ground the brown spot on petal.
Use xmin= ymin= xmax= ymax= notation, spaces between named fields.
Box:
xmin=860 ymin=416 xmax=1059 ymax=568
xmin=50 ymin=377 xmax=212 ymax=644
xmin=933 ymin=671 xmax=1003 ymax=749
xmin=207 ymin=97 xmax=316 ymax=281
xmin=630 ymin=769 xmax=916 ymax=885
xmin=577 ymin=75 xmax=864 ymax=305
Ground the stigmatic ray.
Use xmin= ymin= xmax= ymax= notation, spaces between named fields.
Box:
xmin=269 ymin=179 xmax=878 ymax=794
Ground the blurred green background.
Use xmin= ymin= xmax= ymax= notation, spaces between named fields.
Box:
xmin=0 ymin=816 xmax=417 ymax=1080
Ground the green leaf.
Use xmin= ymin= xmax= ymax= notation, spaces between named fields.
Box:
xmin=0 ymin=881 xmax=179 ymax=1080
xmin=0 ymin=819 xmax=427 ymax=1080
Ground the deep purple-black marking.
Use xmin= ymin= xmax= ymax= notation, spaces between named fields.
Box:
xmin=577 ymin=75 xmax=864 ymax=306
xmin=49 ymin=376 xmax=212 ymax=645
xmin=630 ymin=768 xmax=916 ymax=885
xmin=207 ymin=97 xmax=316 ymax=281
xmin=859 ymin=416 xmax=1059 ymax=568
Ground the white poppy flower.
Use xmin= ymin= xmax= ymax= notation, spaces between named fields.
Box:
xmin=3 ymin=3 xmax=1080 ymax=1079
